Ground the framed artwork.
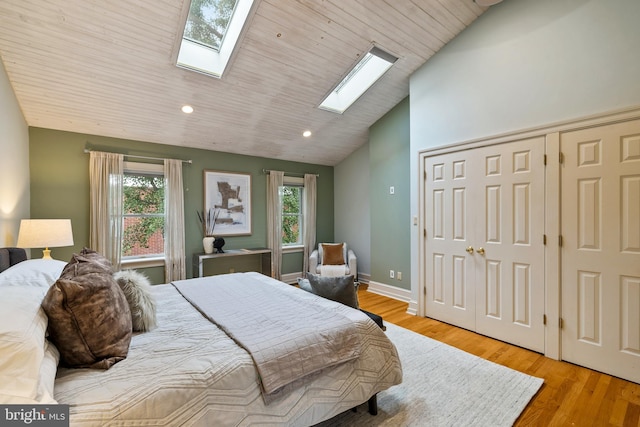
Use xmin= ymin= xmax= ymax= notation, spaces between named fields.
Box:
xmin=203 ymin=170 xmax=252 ymax=236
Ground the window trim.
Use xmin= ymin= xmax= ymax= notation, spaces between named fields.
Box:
xmin=121 ymin=256 xmax=165 ymax=269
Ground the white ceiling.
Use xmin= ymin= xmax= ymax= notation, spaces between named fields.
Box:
xmin=0 ymin=0 xmax=486 ymax=166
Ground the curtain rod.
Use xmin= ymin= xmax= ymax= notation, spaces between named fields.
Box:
xmin=84 ymin=149 xmax=192 ymax=164
xmin=262 ymin=169 xmax=319 ymax=178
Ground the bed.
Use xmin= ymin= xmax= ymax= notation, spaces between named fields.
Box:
xmin=0 ymin=247 xmax=402 ymax=426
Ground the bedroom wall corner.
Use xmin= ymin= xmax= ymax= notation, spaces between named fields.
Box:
xmin=0 ymin=58 xmax=30 ymax=247
xmin=334 ymin=142 xmax=371 ymax=278
xmin=369 ymin=97 xmax=410 ymax=291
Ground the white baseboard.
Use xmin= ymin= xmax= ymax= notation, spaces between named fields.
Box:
xmin=281 ymin=272 xmax=301 ymax=285
xmin=406 ymin=300 xmax=418 ymax=316
xmin=356 ymin=272 xmax=370 ymax=285
xmin=367 ymin=280 xmax=411 ymax=303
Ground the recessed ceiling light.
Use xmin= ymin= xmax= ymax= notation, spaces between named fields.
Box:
xmin=303 ymin=130 xmax=312 ymax=137
xmin=181 ymin=105 xmax=194 ymax=114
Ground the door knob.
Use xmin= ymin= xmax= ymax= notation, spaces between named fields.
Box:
xmin=477 ymin=247 xmax=485 ymax=255
xmin=466 ymin=246 xmax=474 ymax=254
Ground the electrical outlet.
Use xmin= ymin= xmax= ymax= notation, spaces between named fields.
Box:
xmin=397 ymin=271 xmax=402 ymax=280
xmin=389 ymin=270 xmax=395 ymax=279
xmin=389 ymin=186 xmax=395 ymax=195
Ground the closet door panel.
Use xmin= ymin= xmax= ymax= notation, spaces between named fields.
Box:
xmin=475 ymin=138 xmax=546 ymax=353
xmin=424 ymin=153 xmax=476 ymax=330
xmin=561 ymin=119 xmax=640 ymax=383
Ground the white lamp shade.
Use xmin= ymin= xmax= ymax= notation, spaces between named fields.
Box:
xmin=17 ymin=219 xmax=74 ymax=250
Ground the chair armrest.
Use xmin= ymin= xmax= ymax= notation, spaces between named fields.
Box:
xmin=347 ymin=249 xmax=357 ymax=281
xmin=309 ymin=250 xmax=319 ymax=274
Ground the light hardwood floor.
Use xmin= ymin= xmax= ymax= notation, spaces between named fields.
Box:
xmin=357 ymin=288 xmax=640 ymax=427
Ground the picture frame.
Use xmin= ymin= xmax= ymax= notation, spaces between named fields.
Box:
xmin=203 ymin=170 xmax=252 ymax=236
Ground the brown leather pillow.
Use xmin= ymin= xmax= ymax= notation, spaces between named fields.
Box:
xmin=322 ymin=243 xmax=345 ymax=265
xmin=42 ymin=248 xmax=132 ymax=369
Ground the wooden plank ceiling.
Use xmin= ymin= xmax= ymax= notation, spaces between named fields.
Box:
xmin=0 ymin=0 xmax=486 ymax=166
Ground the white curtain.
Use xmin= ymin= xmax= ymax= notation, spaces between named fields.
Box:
xmin=164 ymin=159 xmax=186 ymax=281
xmin=267 ymin=171 xmax=284 ymax=280
xmin=303 ymin=173 xmax=317 ymax=276
xmin=89 ymin=151 xmax=124 ymax=269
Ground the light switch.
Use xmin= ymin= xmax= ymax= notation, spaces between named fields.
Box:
xmin=389 ymin=186 xmax=395 ymax=195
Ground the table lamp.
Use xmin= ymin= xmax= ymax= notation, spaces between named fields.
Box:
xmin=17 ymin=219 xmax=74 ymax=259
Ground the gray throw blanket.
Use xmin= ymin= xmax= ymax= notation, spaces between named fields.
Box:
xmin=172 ymin=273 xmax=362 ymax=401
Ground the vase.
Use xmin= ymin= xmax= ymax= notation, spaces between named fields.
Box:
xmin=202 ymin=236 xmax=215 ymax=254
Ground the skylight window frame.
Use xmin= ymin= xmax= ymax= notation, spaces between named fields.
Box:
xmin=319 ymin=46 xmax=398 ymax=114
xmin=177 ymin=0 xmax=254 ymax=79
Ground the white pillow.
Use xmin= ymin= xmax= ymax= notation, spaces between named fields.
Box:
xmin=0 ymin=259 xmax=66 ymax=288
xmin=36 ymin=340 xmax=60 ymax=404
xmin=0 ymin=287 xmax=59 ymax=403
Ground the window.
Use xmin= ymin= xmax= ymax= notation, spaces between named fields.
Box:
xmin=281 ymin=177 xmax=304 ymax=248
xmin=183 ymin=0 xmax=238 ymax=52
xmin=177 ymin=0 xmax=254 ymax=78
xmin=319 ymin=46 xmax=397 ymax=114
xmin=122 ymin=163 xmax=165 ymax=260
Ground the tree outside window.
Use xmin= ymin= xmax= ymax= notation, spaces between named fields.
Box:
xmin=123 ymin=173 xmax=165 ymax=257
xmin=282 ymin=185 xmax=303 ymax=246
xmin=184 ymin=0 xmax=238 ymax=51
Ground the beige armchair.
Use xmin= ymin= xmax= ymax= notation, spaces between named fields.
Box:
xmin=309 ymin=243 xmax=357 ymax=280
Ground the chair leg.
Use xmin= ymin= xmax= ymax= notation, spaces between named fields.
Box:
xmin=368 ymin=394 xmax=378 ymax=415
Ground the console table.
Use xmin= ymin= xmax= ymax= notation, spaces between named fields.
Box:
xmin=193 ymin=248 xmax=272 ymax=278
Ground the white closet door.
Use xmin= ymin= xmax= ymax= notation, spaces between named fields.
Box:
xmin=561 ymin=120 xmax=640 ymax=383
xmin=474 ymin=138 xmax=546 ymax=353
xmin=424 ymin=151 xmax=476 ymax=331
xmin=424 ymin=138 xmax=546 ymax=353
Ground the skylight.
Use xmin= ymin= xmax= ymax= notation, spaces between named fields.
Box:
xmin=319 ymin=46 xmax=397 ymax=114
xmin=177 ymin=0 xmax=254 ymax=78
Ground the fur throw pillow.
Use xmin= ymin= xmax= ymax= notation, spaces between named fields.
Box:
xmin=113 ymin=270 xmax=157 ymax=332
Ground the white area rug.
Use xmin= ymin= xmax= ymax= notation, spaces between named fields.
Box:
xmin=318 ymin=323 xmax=543 ymax=427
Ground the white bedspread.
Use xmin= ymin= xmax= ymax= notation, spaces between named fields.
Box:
xmin=53 ymin=273 xmax=402 ymax=426
xmin=173 ymin=273 xmax=361 ymax=400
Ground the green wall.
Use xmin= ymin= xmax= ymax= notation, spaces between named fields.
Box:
xmin=28 ymin=127 xmax=334 ymax=283
xmin=369 ymin=97 xmax=410 ymax=290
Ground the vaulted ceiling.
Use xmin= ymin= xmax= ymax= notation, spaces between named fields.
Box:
xmin=0 ymin=0 xmax=487 ymax=166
